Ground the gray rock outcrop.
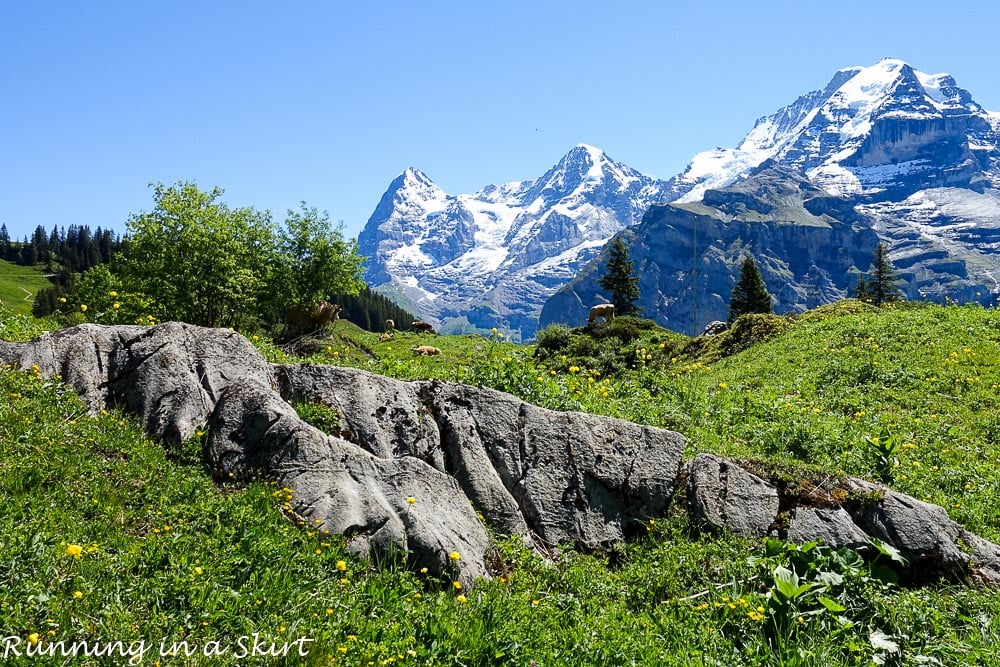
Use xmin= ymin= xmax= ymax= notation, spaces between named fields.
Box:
xmin=787 ymin=507 xmax=870 ymax=549
xmin=276 ymin=364 xmax=686 ymax=547
xmin=685 ymin=454 xmax=1000 ymax=585
xmin=686 ymin=454 xmax=780 ymax=537
xmin=0 ymin=322 xmax=686 ymax=584
xmin=701 ymin=321 xmax=729 ymax=337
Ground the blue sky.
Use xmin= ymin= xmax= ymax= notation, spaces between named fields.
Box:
xmin=2 ymin=1 xmax=997 ymax=241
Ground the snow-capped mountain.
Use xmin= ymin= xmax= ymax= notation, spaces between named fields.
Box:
xmin=539 ymin=59 xmax=1000 ymax=333
xmin=358 ymin=145 xmax=667 ymax=340
xmin=667 ymin=58 xmax=1000 ymax=203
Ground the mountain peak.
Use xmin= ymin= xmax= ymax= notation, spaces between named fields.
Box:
xmin=670 ymin=59 xmax=996 ymax=203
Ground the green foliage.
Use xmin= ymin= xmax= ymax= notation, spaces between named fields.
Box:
xmin=728 ymin=255 xmax=773 ymax=324
xmin=293 ymin=401 xmax=341 ymax=434
xmin=598 ymin=237 xmax=641 ymax=316
xmin=863 ymin=428 xmax=899 ymax=484
xmin=534 ymin=323 xmax=572 ymax=353
xmin=117 ymin=182 xmax=277 ymax=330
xmin=269 ymin=204 xmax=365 ymax=313
xmin=856 ymin=243 xmax=902 ymax=307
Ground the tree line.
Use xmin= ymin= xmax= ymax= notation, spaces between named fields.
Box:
xmin=0 ymin=223 xmax=122 ymax=273
xmin=24 ymin=181 xmax=416 ymax=336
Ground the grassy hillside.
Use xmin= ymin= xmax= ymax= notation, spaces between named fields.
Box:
xmin=0 ymin=260 xmax=51 ymax=315
xmin=2 ymin=303 xmax=1000 ymax=665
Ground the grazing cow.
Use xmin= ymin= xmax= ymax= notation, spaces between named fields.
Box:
xmin=385 ymin=318 xmax=395 ymax=332
xmin=286 ymin=302 xmax=342 ymax=335
xmin=411 ymin=320 xmax=436 ymax=334
xmin=411 ymin=345 xmax=441 ymax=356
xmin=378 ymin=332 xmax=394 ymax=342
xmin=588 ymin=303 xmax=615 ymax=324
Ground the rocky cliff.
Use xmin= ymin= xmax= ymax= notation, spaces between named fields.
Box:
xmin=540 ymin=168 xmax=881 ymax=334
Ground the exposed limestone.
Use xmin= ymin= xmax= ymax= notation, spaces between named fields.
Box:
xmin=205 ymin=378 xmax=491 ymax=586
xmin=4 ymin=322 xmax=1000 ymax=587
xmin=701 ymin=321 xmax=729 ymax=336
xmin=787 ymin=507 xmax=870 ymax=549
xmin=276 ymin=364 xmax=686 ymax=547
xmin=686 ymin=454 xmax=780 ymax=537
xmin=0 ymin=322 xmax=272 ymax=443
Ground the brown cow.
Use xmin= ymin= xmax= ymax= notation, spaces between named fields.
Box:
xmin=411 ymin=345 xmax=441 ymax=356
xmin=411 ymin=320 xmax=436 ymax=334
xmin=286 ymin=302 xmax=342 ymax=336
xmin=588 ymin=303 xmax=615 ymax=324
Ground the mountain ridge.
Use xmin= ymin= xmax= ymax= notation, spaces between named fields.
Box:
xmin=357 ymin=144 xmax=668 ymax=340
xmin=362 ymin=59 xmax=1000 ymax=337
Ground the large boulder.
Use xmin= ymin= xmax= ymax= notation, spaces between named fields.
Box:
xmin=0 ymin=322 xmax=273 ymax=443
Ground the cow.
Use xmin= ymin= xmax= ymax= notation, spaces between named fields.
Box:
xmin=588 ymin=303 xmax=615 ymax=324
xmin=385 ymin=318 xmax=395 ymax=332
xmin=285 ymin=302 xmax=342 ymax=336
xmin=411 ymin=345 xmax=441 ymax=356
xmin=411 ymin=320 xmax=436 ymax=334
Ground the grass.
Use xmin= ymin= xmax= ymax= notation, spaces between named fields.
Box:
xmin=3 ymin=301 xmax=1000 ymax=664
xmin=0 ymin=260 xmax=52 ymax=316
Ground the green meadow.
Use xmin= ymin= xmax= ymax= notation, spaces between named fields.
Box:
xmin=2 ymin=302 xmax=1000 ymax=665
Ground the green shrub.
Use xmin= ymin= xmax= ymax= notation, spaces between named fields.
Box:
xmin=534 ymin=323 xmax=572 ymax=354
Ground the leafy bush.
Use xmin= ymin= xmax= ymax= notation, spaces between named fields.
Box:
xmin=534 ymin=323 xmax=572 ymax=354
xmin=592 ymin=316 xmax=656 ymax=343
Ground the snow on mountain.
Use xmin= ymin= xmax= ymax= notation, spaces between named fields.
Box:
xmin=542 ymin=59 xmax=1000 ymax=333
xmin=358 ymin=145 xmax=667 ymax=340
xmin=856 ymin=188 xmax=1000 ymax=299
xmin=669 ymin=59 xmax=999 ymax=202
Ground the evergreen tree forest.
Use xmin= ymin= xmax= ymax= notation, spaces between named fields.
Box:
xmin=333 ymin=287 xmax=418 ymax=333
xmin=1 ymin=222 xmax=121 ymax=273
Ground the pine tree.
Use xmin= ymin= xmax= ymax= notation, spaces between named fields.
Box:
xmin=598 ymin=237 xmax=641 ymax=316
xmin=727 ymin=255 xmax=772 ymax=324
xmin=855 ymin=243 xmax=901 ymax=307
xmin=854 ymin=275 xmax=871 ymax=302
xmin=0 ymin=224 xmax=9 ymax=260
xmin=870 ymin=242 xmax=901 ymax=306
